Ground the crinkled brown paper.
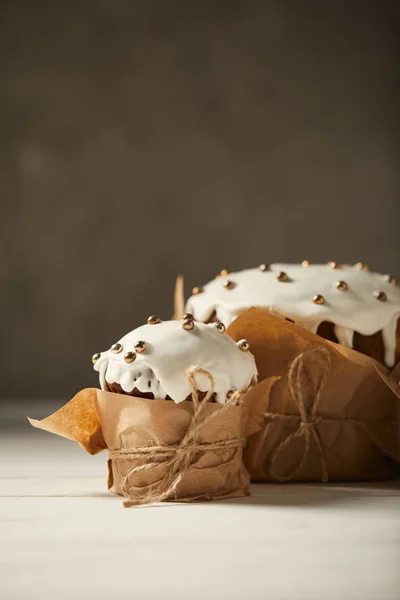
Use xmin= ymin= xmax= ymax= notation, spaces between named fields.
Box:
xmin=29 ymin=381 xmax=273 ymax=504
xmin=227 ymin=307 xmax=400 ymax=482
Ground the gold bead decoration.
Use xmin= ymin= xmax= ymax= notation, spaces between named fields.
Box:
xmin=328 ymin=261 xmax=342 ymax=270
xmin=336 ymin=281 xmax=348 ymax=291
xmin=124 ymin=351 xmax=136 ymax=364
xmin=223 ymin=280 xmax=236 ymax=290
xmin=182 ymin=313 xmax=194 ymax=320
xmin=259 ymin=264 xmax=270 ymax=272
xmin=182 ymin=318 xmax=195 ymax=331
xmin=276 ymin=271 xmax=289 ymax=282
xmin=313 ymin=294 xmax=325 ymax=305
xmin=192 ymin=286 xmax=203 ymax=295
xmin=92 ymin=352 xmax=101 ymax=364
xmin=216 ymin=322 xmax=226 ymax=334
xmin=301 ymin=261 xmax=310 ymax=268
xmin=374 ymin=291 xmax=387 ymax=302
xmin=147 ymin=315 xmax=161 ymax=325
xmin=237 ymin=339 xmax=250 ymax=352
xmin=355 ymin=262 xmax=369 ymax=271
xmin=111 ymin=342 xmax=122 ymax=353
xmin=384 ymin=274 xmax=398 ymax=286
xmin=219 ymin=269 xmax=229 ymax=277
xmin=134 ymin=341 xmax=146 ymax=353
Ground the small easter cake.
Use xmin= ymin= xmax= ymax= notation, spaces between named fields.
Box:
xmin=185 ymin=263 xmax=400 ymax=367
xmin=92 ymin=315 xmax=257 ymax=404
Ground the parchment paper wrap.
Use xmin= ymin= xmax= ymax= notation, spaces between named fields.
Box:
xmin=227 ymin=308 xmax=400 ymax=482
xmin=29 ymin=372 xmax=272 ymax=505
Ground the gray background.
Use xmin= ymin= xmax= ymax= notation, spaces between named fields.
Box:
xmin=1 ymin=1 xmax=399 ymax=400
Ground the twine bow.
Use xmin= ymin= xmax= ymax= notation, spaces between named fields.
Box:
xmin=267 ymin=346 xmax=331 ymax=482
xmin=113 ymin=368 xmax=244 ymax=507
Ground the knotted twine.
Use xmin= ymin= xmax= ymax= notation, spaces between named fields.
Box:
xmin=112 ymin=368 xmax=245 ymax=507
xmin=267 ymin=346 xmax=331 ymax=482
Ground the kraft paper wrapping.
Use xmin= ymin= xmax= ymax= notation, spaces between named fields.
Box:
xmin=29 ymin=376 xmax=272 ymax=505
xmin=172 ymin=274 xmax=185 ymax=320
xmin=227 ymin=308 xmax=400 ymax=482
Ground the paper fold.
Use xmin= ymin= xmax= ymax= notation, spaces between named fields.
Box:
xmin=28 ymin=388 xmax=106 ymax=455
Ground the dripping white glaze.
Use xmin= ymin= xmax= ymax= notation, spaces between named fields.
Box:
xmin=186 ymin=264 xmax=400 ymax=365
xmin=93 ymin=320 xmax=257 ymax=404
xmin=334 ymin=325 xmax=354 ymax=349
xmin=381 ymin=314 xmax=399 ymax=367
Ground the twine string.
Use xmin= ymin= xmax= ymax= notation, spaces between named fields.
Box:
xmin=268 ymin=346 xmax=331 ymax=482
xmin=116 ymin=368 xmax=243 ymax=507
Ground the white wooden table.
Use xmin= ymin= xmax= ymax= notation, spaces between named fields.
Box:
xmin=1 ymin=401 xmax=399 ymax=600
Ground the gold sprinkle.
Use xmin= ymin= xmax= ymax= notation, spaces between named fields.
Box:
xmin=216 ymin=322 xmax=226 ymax=334
xmin=384 ymin=274 xmax=398 ymax=286
xmin=276 ymin=271 xmax=289 ymax=282
xmin=328 ymin=262 xmax=342 ymax=270
xmin=147 ymin=315 xmax=161 ymax=325
xmin=134 ymin=341 xmax=146 ymax=353
xmin=313 ymin=294 xmax=325 ymax=305
xmin=192 ymin=286 xmax=203 ymax=295
xmin=336 ymin=281 xmax=348 ymax=291
xmin=219 ymin=269 xmax=229 ymax=277
xmin=355 ymin=262 xmax=369 ymax=271
xmin=223 ymin=280 xmax=236 ymax=290
xmin=301 ymin=261 xmax=310 ymax=268
xmin=237 ymin=339 xmax=250 ymax=352
xmin=182 ymin=313 xmax=194 ymax=321
xmin=182 ymin=318 xmax=195 ymax=331
xmin=259 ymin=264 xmax=270 ymax=272
xmin=111 ymin=343 xmax=122 ymax=353
xmin=92 ymin=352 xmax=101 ymax=364
xmin=124 ymin=351 xmax=136 ymax=363
xmin=374 ymin=291 xmax=387 ymax=302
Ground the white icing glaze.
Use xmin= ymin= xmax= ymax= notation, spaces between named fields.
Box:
xmin=186 ymin=264 xmax=400 ymax=365
xmin=334 ymin=325 xmax=354 ymax=349
xmin=93 ymin=320 xmax=257 ymax=404
xmin=381 ymin=314 xmax=399 ymax=367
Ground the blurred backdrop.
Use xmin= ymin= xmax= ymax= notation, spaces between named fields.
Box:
xmin=1 ymin=1 xmax=399 ymax=399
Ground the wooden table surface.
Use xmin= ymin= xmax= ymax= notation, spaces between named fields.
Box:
xmin=1 ymin=402 xmax=399 ymax=600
